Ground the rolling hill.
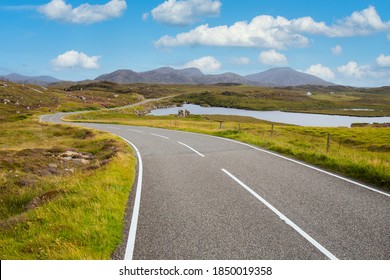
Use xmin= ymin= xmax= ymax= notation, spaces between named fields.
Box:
xmin=95 ymin=67 xmax=334 ymax=87
xmin=245 ymin=67 xmax=334 ymax=87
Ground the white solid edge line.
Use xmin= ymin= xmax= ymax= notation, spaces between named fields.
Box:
xmin=119 ymin=136 xmax=143 ymax=260
xmin=178 ymin=141 xmax=205 ymax=157
xmin=221 ymin=168 xmax=339 ymax=260
xmin=217 ymin=137 xmax=390 ymax=198
xmin=151 ymin=133 xmax=169 ymax=140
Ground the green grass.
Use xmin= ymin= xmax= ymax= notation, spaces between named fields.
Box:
xmin=0 ymin=117 xmax=136 ymax=259
xmin=65 ymin=108 xmax=390 ymax=191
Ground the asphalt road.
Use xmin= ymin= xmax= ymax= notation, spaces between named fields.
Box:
xmin=41 ymin=113 xmax=390 ymax=260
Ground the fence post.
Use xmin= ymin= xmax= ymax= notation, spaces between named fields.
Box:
xmin=219 ymin=121 xmax=223 ymax=129
xmin=270 ymin=124 xmax=274 ymax=137
xmin=327 ymin=133 xmax=331 ymax=153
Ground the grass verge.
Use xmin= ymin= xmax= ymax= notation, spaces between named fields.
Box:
xmin=0 ymin=117 xmax=136 ymax=259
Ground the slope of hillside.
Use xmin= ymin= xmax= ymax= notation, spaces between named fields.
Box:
xmin=0 ymin=80 xmax=142 ymax=122
xmin=245 ymin=67 xmax=334 ymax=87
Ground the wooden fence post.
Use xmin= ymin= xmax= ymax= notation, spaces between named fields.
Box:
xmin=327 ymin=133 xmax=331 ymax=153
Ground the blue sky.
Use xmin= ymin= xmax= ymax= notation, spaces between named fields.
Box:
xmin=1 ymin=0 xmax=390 ymax=86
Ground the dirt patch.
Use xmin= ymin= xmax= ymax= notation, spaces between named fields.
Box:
xmin=0 ymin=148 xmax=96 ymax=180
xmin=26 ymin=189 xmax=67 ymax=211
xmin=0 ymin=214 xmax=27 ymax=229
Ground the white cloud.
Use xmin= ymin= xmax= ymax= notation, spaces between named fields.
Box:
xmin=38 ymin=0 xmax=127 ymax=24
xmin=156 ymin=6 xmax=390 ymax=48
xmin=231 ymin=57 xmax=251 ymax=65
xmin=151 ymin=0 xmax=221 ymax=26
xmin=376 ymin=54 xmax=390 ymax=67
xmin=51 ymin=50 xmax=101 ymax=69
xmin=156 ymin=16 xmax=309 ymax=49
xmin=337 ymin=61 xmax=370 ymax=78
xmin=331 ymin=45 xmax=343 ymax=55
xmin=259 ymin=50 xmax=287 ymax=65
xmin=336 ymin=60 xmax=390 ymax=86
xmin=305 ymin=64 xmax=335 ymax=80
xmin=330 ymin=6 xmax=390 ymax=37
xmin=183 ymin=56 xmax=221 ymax=73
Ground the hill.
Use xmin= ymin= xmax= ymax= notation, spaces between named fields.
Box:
xmin=95 ymin=66 xmax=334 ymax=87
xmin=0 ymin=80 xmax=142 ymax=122
xmin=245 ymin=67 xmax=334 ymax=87
xmin=0 ymin=73 xmax=61 ymax=86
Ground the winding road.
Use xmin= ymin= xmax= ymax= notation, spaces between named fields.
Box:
xmin=41 ymin=113 xmax=390 ymax=260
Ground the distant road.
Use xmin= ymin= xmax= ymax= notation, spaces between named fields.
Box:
xmin=41 ymin=113 xmax=390 ymax=260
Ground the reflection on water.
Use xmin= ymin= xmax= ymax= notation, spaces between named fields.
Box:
xmin=149 ymin=104 xmax=390 ymax=127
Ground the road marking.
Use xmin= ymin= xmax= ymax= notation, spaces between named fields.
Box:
xmin=195 ymin=133 xmax=390 ymax=198
xmin=119 ymin=137 xmax=143 ymax=260
xmin=127 ymin=129 xmax=143 ymax=133
xmin=178 ymin=141 xmax=205 ymax=157
xmin=221 ymin=168 xmax=339 ymax=260
xmin=151 ymin=133 xmax=169 ymax=139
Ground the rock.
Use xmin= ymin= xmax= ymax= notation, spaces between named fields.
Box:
xmin=48 ymin=163 xmax=58 ymax=168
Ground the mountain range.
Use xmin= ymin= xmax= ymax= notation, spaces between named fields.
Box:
xmin=1 ymin=67 xmax=334 ymax=87
xmin=0 ymin=73 xmax=61 ymax=86
xmin=95 ymin=67 xmax=334 ymax=87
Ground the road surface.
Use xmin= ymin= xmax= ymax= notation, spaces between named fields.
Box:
xmin=41 ymin=113 xmax=390 ymax=260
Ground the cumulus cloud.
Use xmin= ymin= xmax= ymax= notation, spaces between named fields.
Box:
xmin=156 ymin=16 xmax=310 ymax=49
xmin=331 ymin=45 xmax=343 ymax=55
xmin=337 ymin=61 xmax=370 ymax=78
xmin=330 ymin=6 xmax=390 ymax=37
xmin=51 ymin=50 xmax=101 ymax=69
xmin=151 ymin=0 xmax=221 ymax=26
xmin=156 ymin=6 xmax=390 ymax=48
xmin=231 ymin=57 xmax=251 ymax=65
xmin=38 ymin=0 xmax=127 ymax=24
xmin=259 ymin=50 xmax=287 ymax=65
xmin=376 ymin=54 xmax=390 ymax=67
xmin=305 ymin=64 xmax=335 ymax=80
xmin=183 ymin=56 xmax=221 ymax=73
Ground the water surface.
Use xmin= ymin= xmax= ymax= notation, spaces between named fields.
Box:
xmin=149 ymin=104 xmax=390 ymax=127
